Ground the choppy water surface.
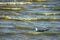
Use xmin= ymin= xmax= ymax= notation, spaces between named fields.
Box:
xmin=0 ymin=1 xmax=60 ymax=40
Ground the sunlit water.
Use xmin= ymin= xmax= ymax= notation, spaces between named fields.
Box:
xmin=0 ymin=0 xmax=60 ymax=40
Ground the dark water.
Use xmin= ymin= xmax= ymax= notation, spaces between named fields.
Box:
xmin=0 ymin=0 xmax=60 ymax=40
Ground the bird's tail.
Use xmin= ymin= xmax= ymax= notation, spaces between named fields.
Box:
xmin=45 ymin=29 xmax=49 ymax=31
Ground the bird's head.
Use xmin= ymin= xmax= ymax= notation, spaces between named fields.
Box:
xmin=35 ymin=27 xmax=38 ymax=31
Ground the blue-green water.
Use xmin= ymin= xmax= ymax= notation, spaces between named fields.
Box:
xmin=0 ymin=0 xmax=60 ymax=40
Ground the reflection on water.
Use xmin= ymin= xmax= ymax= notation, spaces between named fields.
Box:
xmin=0 ymin=0 xmax=60 ymax=40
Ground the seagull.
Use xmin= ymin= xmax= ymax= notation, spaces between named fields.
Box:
xmin=35 ymin=27 xmax=49 ymax=32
